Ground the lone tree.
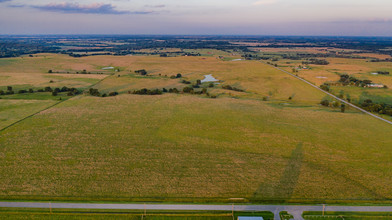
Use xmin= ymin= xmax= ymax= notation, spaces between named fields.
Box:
xmin=320 ymin=84 xmax=330 ymax=92
xmin=341 ymin=104 xmax=346 ymax=113
xmin=89 ymin=88 xmax=101 ymax=97
xmin=320 ymin=99 xmax=330 ymax=107
xmin=135 ymin=69 xmax=147 ymax=75
xmin=183 ymin=87 xmax=194 ymax=93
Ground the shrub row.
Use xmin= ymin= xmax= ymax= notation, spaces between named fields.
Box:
xmin=222 ymin=85 xmax=245 ymax=92
xmin=0 ymin=86 xmax=80 ymax=96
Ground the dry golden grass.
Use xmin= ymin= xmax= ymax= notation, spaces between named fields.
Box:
xmin=1 ymin=53 xmax=392 ymax=203
xmin=252 ymin=47 xmax=330 ymax=54
xmin=87 ymin=56 xmax=326 ymax=103
xmin=353 ymin=53 xmax=392 ymax=59
xmin=49 ymin=73 xmax=106 ymax=79
xmin=0 ymin=99 xmax=56 ymax=130
xmin=1 ymin=94 xmax=392 ymax=202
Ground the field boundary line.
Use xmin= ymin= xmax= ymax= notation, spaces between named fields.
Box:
xmin=0 ymin=100 xmax=66 ymax=133
xmin=0 ymin=74 xmax=112 ymax=134
xmin=264 ymin=62 xmax=392 ymax=126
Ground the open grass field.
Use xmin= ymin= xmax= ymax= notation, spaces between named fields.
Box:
xmin=1 ymin=94 xmax=392 ymax=202
xmin=1 ymin=53 xmax=392 ymax=204
xmin=0 ymin=208 xmax=273 ymax=220
xmin=303 ymin=211 xmax=392 ymax=219
xmin=0 ymin=99 xmax=56 ymax=130
xmin=93 ymin=55 xmax=324 ymax=103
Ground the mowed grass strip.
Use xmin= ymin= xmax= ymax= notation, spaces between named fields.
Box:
xmin=303 ymin=211 xmax=392 ymax=219
xmin=0 ymin=208 xmax=273 ymax=220
xmin=0 ymin=94 xmax=392 ymax=202
xmin=0 ymin=99 xmax=57 ymax=130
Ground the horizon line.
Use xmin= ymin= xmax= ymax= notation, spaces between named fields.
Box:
xmin=1 ymin=34 xmax=392 ymax=38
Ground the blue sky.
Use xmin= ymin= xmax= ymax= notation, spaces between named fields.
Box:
xmin=1 ymin=0 xmax=392 ymax=36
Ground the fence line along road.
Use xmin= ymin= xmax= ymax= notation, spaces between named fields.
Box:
xmin=267 ymin=63 xmax=392 ymax=126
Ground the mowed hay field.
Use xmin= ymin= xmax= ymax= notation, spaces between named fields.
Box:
xmin=0 ymin=99 xmax=56 ymax=130
xmin=1 ymin=54 xmax=392 ymax=203
xmin=1 ymin=95 xmax=392 ymax=201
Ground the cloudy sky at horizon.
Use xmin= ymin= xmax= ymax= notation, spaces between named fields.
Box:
xmin=1 ymin=0 xmax=392 ymax=36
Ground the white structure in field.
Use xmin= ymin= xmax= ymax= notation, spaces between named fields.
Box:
xmin=367 ymin=83 xmax=384 ymax=88
xmin=238 ymin=217 xmax=264 ymax=220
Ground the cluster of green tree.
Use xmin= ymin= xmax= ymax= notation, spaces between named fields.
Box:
xmin=284 ymin=51 xmax=368 ymax=60
xmin=0 ymin=86 xmax=80 ymax=96
xmin=360 ymin=99 xmax=392 ymax=116
xmin=132 ymin=88 xmax=163 ymax=95
xmin=242 ymin=54 xmax=269 ymax=60
xmin=88 ymin=88 xmax=118 ymax=97
xmin=65 ymin=52 xmax=112 ymax=57
xmin=0 ymin=86 xmax=15 ymax=95
xmin=191 ymin=80 xmax=203 ymax=88
xmin=222 ymin=85 xmax=245 ymax=92
xmin=302 ymin=58 xmax=329 ymax=65
xmin=181 ymin=79 xmax=191 ymax=84
xmin=266 ymin=62 xmax=278 ymax=67
xmin=167 ymin=88 xmax=180 ymax=93
xmin=320 ymin=99 xmax=346 ymax=112
xmin=135 ymin=69 xmax=147 ymax=75
xmin=68 ymin=53 xmax=88 ymax=58
xmin=369 ymin=58 xmax=392 ymax=63
xmin=320 ymin=84 xmax=330 ymax=92
xmin=131 ymin=86 xmax=210 ymax=96
xmin=48 ymin=69 xmax=105 ymax=75
xmin=110 ymin=50 xmax=202 ymax=57
xmin=338 ymin=74 xmax=373 ymax=87
xmin=182 ymin=86 xmax=208 ymax=95
xmin=0 ymin=39 xmax=58 ymax=58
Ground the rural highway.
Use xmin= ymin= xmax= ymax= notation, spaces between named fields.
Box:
xmin=2 ymin=202 xmax=392 ymax=220
xmin=268 ymin=63 xmax=392 ymax=126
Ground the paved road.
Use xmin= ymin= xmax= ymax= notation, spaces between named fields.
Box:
xmin=2 ymin=202 xmax=392 ymax=220
xmin=268 ymin=63 xmax=392 ymax=126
